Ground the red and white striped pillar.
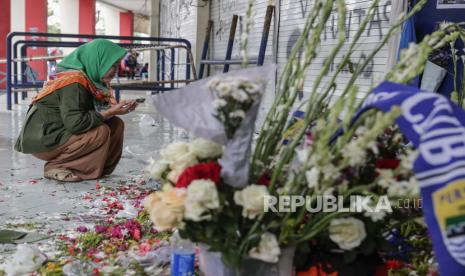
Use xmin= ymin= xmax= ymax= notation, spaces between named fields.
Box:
xmin=0 ymin=0 xmax=11 ymax=89
xmin=119 ymin=11 xmax=134 ymax=42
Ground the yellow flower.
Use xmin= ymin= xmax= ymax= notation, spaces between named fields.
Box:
xmin=143 ymin=186 xmax=187 ymax=231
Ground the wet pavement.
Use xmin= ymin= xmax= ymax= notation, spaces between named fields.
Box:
xmin=0 ymin=93 xmax=188 ymax=210
xmin=0 ymin=92 xmax=188 ymax=261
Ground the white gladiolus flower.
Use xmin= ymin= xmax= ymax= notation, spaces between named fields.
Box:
xmin=377 ymin=169 xmax=396 ymax=188
xmin=249 ymin=232 xmax=281 ymax=263
xmin=296 ymin=148 xmax=309 ymax=163
xmin=160 ymin=142 xmax=190 ymax=163
xmin=321 ymin=163 xmax=340 ymax=181
xmin=231 ymin=89 xmax=250 ymax=102
xmin=400 ymin=149 xmax=417 ymax=171
xmin=387 ymin=177 xmax=419 ymax=197
xmin=212 ymin=99 xmax=228 ymax=109
xmin=147 ymin=160 xmax=168 ymax=180
xmin=234 ymin=184 xmax=269 ymax=219
xmin=189 ymin=138 xmax=223 ymax=160
xmin=329 ymin=217 xmax=367 ymax=250
xmin=364 ymin=209 xmax=387 ymax=222
xmin=305 ymin=167 xmax=319 ymax=189
xmin=3 ymin=244 xmax=47 ymax=276
xmin=342 ymin=141 xmax=366 ymax=166
xmin=184 ymin=180 xmax=220 ymax=221
xmin=230 ymin=110 xmax=246 ymax=119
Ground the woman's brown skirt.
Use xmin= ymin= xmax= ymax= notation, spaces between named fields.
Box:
xmin=32 ymin=117 xmax=124 ymax=182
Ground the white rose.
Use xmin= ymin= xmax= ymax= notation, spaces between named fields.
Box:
xmin=166 ymin=169 xmax=179 ymax=183
xmin=217 ymin=82 xmax=233 ymax=97
xmin=170 ymin=151 xmax=198 ymax=172
xmin=329 ymin=217 xmax=367 ymax=250
xmin=234 ymin=185 xmax=269 ymax=219
xmin=248 ymin=232 xmax=281 ymax=263
xmin=189 ymin=138 xmax=223 ymax=160
xmin=184 ymin=180 xmax=220 ymax=221
xmin=229 ymin=110 xmax=246 ymax=120
xmin=146 ymin=160 xmax=168 ymax=180
xmin=231 ymin=89 xmax=250 ymax=102
xmin=243 ymin=82 xmax=260 ymax=94
xmin=207 ymin=78 xmax=220 ymax=88
xmin=3 ymin=244 xmax=47 ymax=276
xmin=160 ymin=142 xmax=190 ymax=163
xmin=144 ymin=187 xmax=187 ymax=231
xmin=212 ymin=99 xmax=228 ymax=110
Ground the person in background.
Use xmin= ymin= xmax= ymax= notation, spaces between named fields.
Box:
xmin=15 ymin=39 xmax=138 ymax=182
xmin=140 ymin=62 xmax=149 ymax=80
xmin=125 ymin=51 xmax=138 ymax=80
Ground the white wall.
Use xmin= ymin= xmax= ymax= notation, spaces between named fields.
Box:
xmin=10 ymin=0 xmax=25 ymax=60
xmin=59 ymin=0 xmax=79 ymax=35
xmin=10 ymin=0 xmax=25 ymax=32
xmin=98 ymin=1 xmax=120 ymax=37
xmin=157 ymin=0 xmax=393 ymax=119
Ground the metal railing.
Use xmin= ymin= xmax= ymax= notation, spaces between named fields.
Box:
xmin=4 ymin=32 xmax=196 ymax=110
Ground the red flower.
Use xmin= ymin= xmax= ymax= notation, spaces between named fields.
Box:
xmin=176 ymin=161 xmax=221 ymax=188
xmin=385 ymin=259 xmax=404 ymax=270
xmin=257 ymin=172 xmax=271 ymax=186
xmin=375 ymin=159 xmax=400 ymax=170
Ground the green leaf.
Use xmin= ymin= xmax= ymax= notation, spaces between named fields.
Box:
xmin=0 ymin=230 xmax=27 ymax=243
xmin=221 ymin=250 xmax=242 ymax=268
xmin=343 ymin=251 xmax=357 ymax=263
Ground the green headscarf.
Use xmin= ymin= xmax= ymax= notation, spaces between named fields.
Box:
xmin=57 ymin=39 xmax=126 ymax=90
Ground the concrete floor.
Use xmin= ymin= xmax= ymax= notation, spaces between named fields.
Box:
xmin=0 ymin=91 xmax=187 ymax=234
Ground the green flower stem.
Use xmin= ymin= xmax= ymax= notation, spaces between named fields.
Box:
xmin=251 ymin=1 xmax=326 ymax=176
xmin=461 ymin=55 xmax=465 ymax=107
xmin=268 ymin=0 xmax=343 ymax=191
xmin=296 ymin=212 xmax=344 ymax=244
xmin=451 ymin=42 xmax=459 ymax=103
xmin=268 ymin=0 xmax=424 ymax=193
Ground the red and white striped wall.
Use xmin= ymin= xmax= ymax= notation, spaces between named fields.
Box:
xmin=0 ymin=0 xmax=134 ymax=87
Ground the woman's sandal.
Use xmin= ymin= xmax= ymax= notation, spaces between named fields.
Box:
xmin=44 ymin=168 xmax=81 ymax=182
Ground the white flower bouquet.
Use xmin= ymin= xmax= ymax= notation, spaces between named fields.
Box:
xmin=143 ymin=0 xmax=465 ymax=275
xmin=210 ymin=77 xmax=263 ymax=139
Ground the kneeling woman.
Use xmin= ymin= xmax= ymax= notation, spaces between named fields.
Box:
xmin=15 ymin=39 xmax=138 ymax=182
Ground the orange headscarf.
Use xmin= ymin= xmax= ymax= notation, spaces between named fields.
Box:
xmin=32 ymin=71 xmax=117 ymax=105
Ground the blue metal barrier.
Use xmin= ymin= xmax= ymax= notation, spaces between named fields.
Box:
xmin=5 ymin=32 xmax=194 ymax=110
xmin=198 ymin=5 xmax=274 ymax=79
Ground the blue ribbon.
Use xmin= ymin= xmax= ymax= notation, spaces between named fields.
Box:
xmin=356 ymin=81 xmax=465 ymax=275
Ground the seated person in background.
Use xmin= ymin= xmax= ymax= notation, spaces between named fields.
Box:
xmin=15 ymin=39 xmax=138 ymax=182
xmin=140 ymin=62 xmax=149 ymax=80
xmin=125 ymin=51 xmax=138 ymax=80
